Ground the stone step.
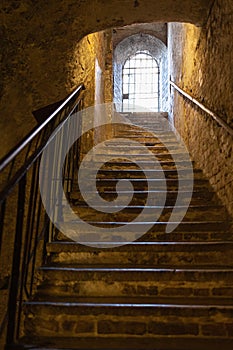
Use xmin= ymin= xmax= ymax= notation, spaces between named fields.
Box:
xmin=107 ymin=139 xmax=181 ymax=147
xmin=87 ymin=159 xmax=195 ymax=170
xmin=95 ymin=147 xmax=187 ymax=155
xmin=125 ymin=126 xmax=172 ymax=131
xmin=127 ymin=120 xmax=170 ymax=124
xmin=37 ymin=266 xmax=233 ymax=299
xmin=23 ymin=298 xmax=233 ymax=340
xmin=114 ymin=135 xmax=178 ymax=142
xmin=53 ymin=221 xmax=231 ymax=244
xmin=19 ymin=337 xmax=233 ymax=350
xmin=112 ymin=137 xmax=182 ymax=144
xmin=116 ymin=130 xmax=176 ymax=136
xmin=86 ymin=168 xmax=203 ymax=180
xmin=54 ymin=228 xmax=233 ymax=242
xmin=128 ymin=115 xmax=172 ymax=121
xmin=127 ymin=126 xmax=171 ymax=131
xmin=71 ymin=189 xmax=218 ymax=206
xmin=72 ymin=221 xmax=228 ymax=228
xmin=126 ymin=121 xmax=169 ymax=126
xmin=104 ymin=141 xmax=183 ymax=150
xmin=115 ymin=128 xmax=175 ymax=133
xmin=46 ymin=241 xmax=233 ymax=267
xmin=71 ymin=205 xmax=226 ymax=222
xmin=53 ymin=220 xmax=232 ymax=237
xmin=101 ymin=138 xmax=181 ymax=144
xmin=151 ymin=231 xmax=233 ymax=241
xmin=91 ymin=153 xmax=192 ymax=162
xmin=125 ymin=120 xmax=170 ymax=126
xmin=54 ymin=228 xmax=233 ymax=243
xmin=120 ymin=111 xmax=168 ymax=117
xmin=89 ymin=178 xmax=209 ymax=191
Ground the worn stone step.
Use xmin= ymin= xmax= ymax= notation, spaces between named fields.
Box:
xmin=72 ymin=221 xmax=228 ymax=229
xmin=18 ymin=336 xmax=233 ymax=350
xmin=100 ymin=139 xmax=182 ymax=146
xmin=53 ymin=222 xmax=231 ymax=244
xmin=114 ymin=136 xmax=179 ymax=143
xmin=126 ymin=111 xmax=168 ymax=116
xmin=69 ymin=190 xmax=215 ymax=211
xmin=112 ymin=137 xmax=183 ymax=144
xmin=117 ymin=116 xmax=169 ymax=121
xmin=52 ymin=222 xmax=231 ymax=245
xmin=71 ymin=205 xmax=226 ymax=222
xmin=38 ymin=266 xmax=233 ymax=280
xmin=151 ymin=231 xmax=233 ymax=241
xmin=99 ymin=139 xmax=186 ymax=148
xmin=46 ymin=241 xmax=233 ymax=266
xmin=118 ymin=128 xmax=173 ymax=132
xmin=125 ymin=121 xmax=170 ymax=127
xmin=53 ymin=229 xmax=233 ymax=242
xmin=71 ymin=189 xmax=218 ymax=207
xmin=107 ymin=139 xmax=182 ymax=147
xmin=87 ymin=159 xmax=195 ymax=171
xmin=125 ymin=128 xmax=173 ymax=133
xmin=116 ymin=131 xmax=176 ymax=137
xmin=37 ymin=266 xmax=233 ymax=298
xmin=91 ymin=153 xmax=192 ymax=162
xmin=125 ymin=118 xmax=170 ymax=125
xmin=96 ymin=146 xmax=186 ymax=155
xmin=87 ymin=168 xmax=203 ymax=180
xmin=54 ymin=230 xmax=233 ymax=242
xmin=90 ymin=178 xmax=209 ymax=191
xmin=23 ymin=298 xmax=233 ymax=340
xmin=123 ymin=123 xmax=168 ymax=129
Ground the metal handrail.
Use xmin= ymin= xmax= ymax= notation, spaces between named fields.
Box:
xmin=0 ymin=83 xmax=85 ymax=349
xmin=0 ymin=84 xmax=84 ymax=173
xmin=170 ymin=80 xmax=233 ymax=137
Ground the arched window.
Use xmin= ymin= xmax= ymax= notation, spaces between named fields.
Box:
xmin=122 ymin=51 xmax=160 ymax=112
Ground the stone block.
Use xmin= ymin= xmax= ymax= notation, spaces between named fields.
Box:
xmin=75 ymin=321 xmax=95 ymax=334
xmin=148 ymin=322 xmax=199 ymax=335
xmin=201 ymin=324 xmax=227 ymax=337
xmin=98 ymin=320 xmax=147 ymax=335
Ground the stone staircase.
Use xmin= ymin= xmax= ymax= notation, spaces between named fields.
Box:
xmin=21 ymin=113 xmax=233 ymax=349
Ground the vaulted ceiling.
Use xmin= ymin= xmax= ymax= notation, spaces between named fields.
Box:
xmin=1 ymin=0 xmax=213 ymax=45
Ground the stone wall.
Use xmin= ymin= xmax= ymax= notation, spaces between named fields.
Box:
xmin=0 ymin=25 xmax=112 ymax=158
xmin=69 ymin=30 xmax=113 ymax=160
xmin=168 ymin=0 xmax=233 ymax=217
xmin=67 ymin=30 xmax=113 ymax=108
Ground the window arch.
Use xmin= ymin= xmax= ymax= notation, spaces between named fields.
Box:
xmin=122 ymin=51 xmax=160 ymax=112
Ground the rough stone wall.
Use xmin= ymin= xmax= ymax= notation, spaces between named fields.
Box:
xmin=104 ymin=30 xmax=113 ymax=104
xmin=68 ymin=31 xmax=108 ymax=108
xmin=113 ymin=34 xmax=168 ymax=111
xmin=69 ymin=30 xmax=113 ymax=160
xmin=168 ymin=0 xmax=233 ymax=216
xmin=0 ymin=0 xmax=212 ymax=159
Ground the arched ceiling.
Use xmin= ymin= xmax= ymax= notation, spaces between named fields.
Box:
xmin=113 ymin=23 xmax=168 ymax=48
xmin=114 ymin=34 xmax=167 ymax=64
xmin=1 ymin=0 xmax=213 ymax=46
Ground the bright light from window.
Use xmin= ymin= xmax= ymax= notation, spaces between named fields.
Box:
xmin=122 ymin=51 xmax=160 ymax=112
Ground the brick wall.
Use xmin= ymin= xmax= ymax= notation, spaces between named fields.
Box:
xmin=168 ymin=0 xmax=233 ymax=217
